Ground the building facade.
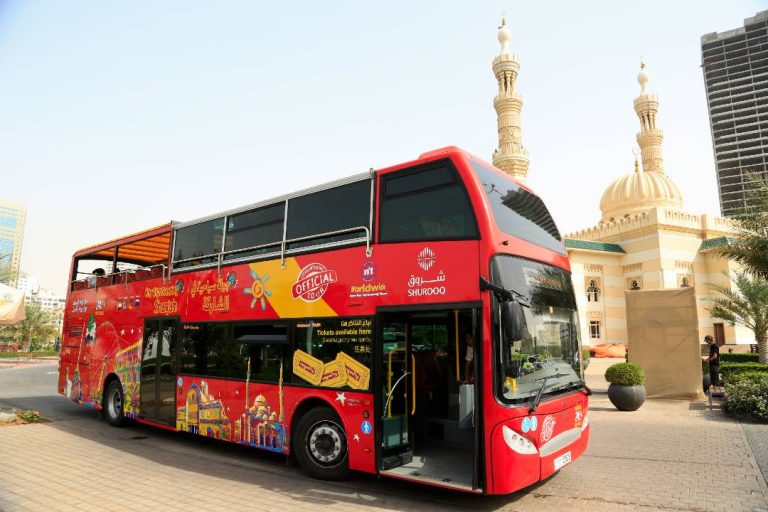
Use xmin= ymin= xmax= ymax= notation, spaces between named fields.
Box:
xmin=489 ymin=23 xmax=751 ymax=348
xmin=0 ymin=200 xmax=26 ymax=286
xmin=16 ymin=275 xmax=66 ymax=333
xmin=701 ymin=10 xmax=768 ymax=217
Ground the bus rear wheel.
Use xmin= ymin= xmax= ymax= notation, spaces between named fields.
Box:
xmin=104 ymin=379 xmax=126 ymax=427
xmin=295 ymin=407 xmax=349 ymax=480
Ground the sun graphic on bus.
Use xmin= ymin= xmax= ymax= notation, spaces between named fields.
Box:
xmin=243 ymin=270 xmax=272 ymax=311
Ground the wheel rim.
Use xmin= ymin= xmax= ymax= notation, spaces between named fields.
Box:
xmin=107 ymin=386 xmax=122 ymax=419
xmin=306 ymin=420 xmax=346 ymax=468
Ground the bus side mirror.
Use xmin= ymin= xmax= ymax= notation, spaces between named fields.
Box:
xmin=502 ymin=301 xmax=525 ymax=342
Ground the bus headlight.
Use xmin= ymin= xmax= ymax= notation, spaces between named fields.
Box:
xmin=502 ymin=425 xmax=538 ymax=455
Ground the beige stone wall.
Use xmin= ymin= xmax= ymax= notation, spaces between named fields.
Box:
xmin=567 ymin=208 xmax=750 ymax=347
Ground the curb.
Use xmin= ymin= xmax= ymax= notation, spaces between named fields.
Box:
xmin=738 ymin=420 xmax=768 ymax=503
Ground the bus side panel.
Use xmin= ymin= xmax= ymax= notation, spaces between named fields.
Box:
xmin=58 ymin=285 xmax=146 ymax=415
xmin=174 ymin=375 xmax=377 ymax=474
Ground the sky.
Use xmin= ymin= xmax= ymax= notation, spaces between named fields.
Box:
xmin=0 ymin=1 xmax=765 ymax=295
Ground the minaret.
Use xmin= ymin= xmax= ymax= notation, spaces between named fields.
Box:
xmin=492 ymin=18 xmax=530 ymax=182
xmin=634 ymin=62 xmax=665 ymax=173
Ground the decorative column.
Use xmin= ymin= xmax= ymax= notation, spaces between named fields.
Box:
xmin=634 ymin=62 xmax=665 ymax=173
xmin=492 ymin=18 xmax=530 ymax=182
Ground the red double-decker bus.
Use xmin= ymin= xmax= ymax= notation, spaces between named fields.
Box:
xmin=59 ymin=146 xmax=589 ymax=494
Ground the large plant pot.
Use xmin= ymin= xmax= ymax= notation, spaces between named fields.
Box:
xmin=607 ymin=383 xmax=646 ymax=411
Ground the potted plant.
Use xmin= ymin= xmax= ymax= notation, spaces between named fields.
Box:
xmin=605 ymin=362 xmax=646 ymax=411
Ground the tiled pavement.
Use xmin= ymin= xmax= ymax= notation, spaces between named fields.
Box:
xmin=0 ymin=360 xmax=766 ymax=511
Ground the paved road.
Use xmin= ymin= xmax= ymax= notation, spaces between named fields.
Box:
xmin=0 ymin=361 xmax=766 ymax=511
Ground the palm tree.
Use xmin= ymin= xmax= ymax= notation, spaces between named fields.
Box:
xmin=716 ymin=173 xmax=768 ymax=279
xmin=708 ymin=271 xmax=768 ymax=364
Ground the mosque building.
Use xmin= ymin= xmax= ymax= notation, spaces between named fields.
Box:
xmin=489 ymin=20 xmax=751 ymax=348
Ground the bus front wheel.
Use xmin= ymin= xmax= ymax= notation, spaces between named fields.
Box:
xmin=295 ymin=407 xmax=350 ymax=480
xmin=104 ymin=379 xmax=126 ymax=427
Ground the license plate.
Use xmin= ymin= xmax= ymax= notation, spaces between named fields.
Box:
xmin=554 ymin=451 xmax=572 ymax=470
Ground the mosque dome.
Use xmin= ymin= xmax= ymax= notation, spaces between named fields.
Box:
xmin=599 ymin=163 xmax=683 ymax=221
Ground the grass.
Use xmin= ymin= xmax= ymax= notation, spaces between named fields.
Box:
xmin=0 ymin=351 xmax=58 ymax=359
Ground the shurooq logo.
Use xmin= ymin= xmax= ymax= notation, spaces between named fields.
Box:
xmin=291 ymin=263 xmax=337 ymax=302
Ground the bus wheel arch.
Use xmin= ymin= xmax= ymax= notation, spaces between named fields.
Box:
xmin=292 ymin=400 xmax=350 ymax=481
xmin=103 ymin=374 xmax=126 ymax=428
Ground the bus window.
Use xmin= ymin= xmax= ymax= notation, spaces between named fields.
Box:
xmin=224 ymin=203 xmax=284 ymax=261
xmin=379 ymin=160 xmax=478 ymax=242
xmin=470 ymin=161 xmax=565 ymax=254
xmin=286 ymin=180 xmax=370 ymax=249
xmin=230 ymin=324 xmax=289 ymax=382
xmin=173 ymin=218 xmax=225 ymax=268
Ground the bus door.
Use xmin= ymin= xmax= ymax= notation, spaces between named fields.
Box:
xmin=377 ymin=307 xmax=481 ymax=491
xmin=379 ymin=314 xmax=412 ymax=470
xmin=140 ymin=318 xmax=179 ymax=425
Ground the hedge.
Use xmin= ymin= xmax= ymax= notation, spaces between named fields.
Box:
xmin=722 ymin=372 xmax=768 ymax=422
xmin=720 ymin=362 xmax=768 ymax=381
xmin=726 ymin=371 xmax=768 ymax=386
xmin=720 ymin=353 xmax=760 ymax=363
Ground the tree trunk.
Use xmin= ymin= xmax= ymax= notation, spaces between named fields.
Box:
xmin=758 ymin=334 xmax=768 ymax=365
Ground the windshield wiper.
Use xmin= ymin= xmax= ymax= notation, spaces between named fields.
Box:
xmin=529 ymin=372 xmax=571 ymax=413
xmin=479 ymin=277 xmax=530 ymax=307
xmin=545 ymin=380 xmax=584 ymax=394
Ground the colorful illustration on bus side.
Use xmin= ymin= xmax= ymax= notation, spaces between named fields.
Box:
xmin=177 ymin=372 xmax=288 ymax=453
xmin=244 ymin=269 xmax=272 ymax=311
xmin=177 ymin=380 xmax=232 ymax=440
xmin=233 ymin=391 xmax=287 ymax=454
xmin=66 ymin=317 xmax=92 ymax=405
xmin=114 ymin=341 xmax=141 ymax=418
xmin=85 ymin=314 xmax=96 ymax=342
xmin=82 ymin=321 xmax=142 ymax=409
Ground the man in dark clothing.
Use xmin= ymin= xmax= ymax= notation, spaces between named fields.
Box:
xmin=704 ymin=335 xmax=720 ymax=388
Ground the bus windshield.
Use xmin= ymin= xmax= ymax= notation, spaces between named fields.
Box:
xmin=491 ymin=255 xmax=583 ymax=405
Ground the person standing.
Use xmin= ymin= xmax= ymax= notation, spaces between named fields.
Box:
xmin=463 ymin=333 xmax=475 ymax=384
xmin=704 ymin=335 xmax=720 ymax=388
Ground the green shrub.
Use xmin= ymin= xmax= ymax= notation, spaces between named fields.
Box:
xmin=605 ymin=362 xmax=645 ymax=385
xmin=726 ymin=371 xmax=768 ymax=386
xmin=16 ymin=410 xmax=40 ymax=423
xmin=722 ymin=373 xmax=768 ymax=422
xmin=720 ymin=353 xmax=760 ymax=363
xmin=582 ymin=348 xmax=590 ymax=362
xmin=720 ymin=362 xmax=768 ymax=381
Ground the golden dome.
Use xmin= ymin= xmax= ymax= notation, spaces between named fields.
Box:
xmin=599 ymin=168 xmax=683 ymax=221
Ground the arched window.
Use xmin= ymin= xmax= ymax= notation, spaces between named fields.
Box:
xmin=587 ymin=280 xmax=600 ymax=302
